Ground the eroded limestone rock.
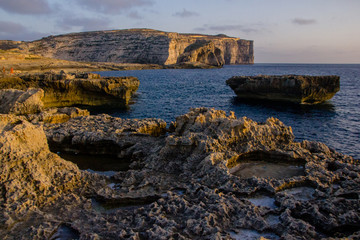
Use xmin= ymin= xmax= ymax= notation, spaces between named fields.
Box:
xmin=45 ymin=114 xmax=167 ymax=157
xmin=1 ymin=71 xmax=140 ymax=108
xmin=0 ymin=88 xmax=44 ymax=115
xmin=177 ymin=41 xmax=224 ymax=67
xmin=0 ymin=114 xmax=106 ymax=238
xmin=27 ymin=107 xmax=90 ymax=124
xmin=226 ymin=75 xmax=340 ymax=104
xmin=1 ymin=108 xmax=359 ymax=239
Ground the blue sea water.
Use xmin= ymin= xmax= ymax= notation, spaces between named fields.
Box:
xmin=97 ymin=64 xmax=360 ymax=159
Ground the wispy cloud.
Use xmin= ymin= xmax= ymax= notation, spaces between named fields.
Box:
xmin=57 ymin=17 xmax=110 ymax=32
xmin=194 ymin=24 xmax=258 ymax=34
xmin=0 ymin=0 xmax=51 ymax=14
xmin=173 ymin=9 xmax=199 ymax=18
xmin=292 ymin=18 xmax=317 ymax=25
xmin=74 ymin=0 xmax=154 ymax=14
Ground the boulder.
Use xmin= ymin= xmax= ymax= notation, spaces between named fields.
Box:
xmin=0 ymin=88 xmax=44 ymax=115
xmin=226 ymin=75 xmax=340 ymax=104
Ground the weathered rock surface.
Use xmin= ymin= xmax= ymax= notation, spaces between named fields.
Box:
xmin=176 ymin=41 xmax=224 ymax=66
xmin=227 ymin=75 xmax=340 ymax=104
xmin=0 ymin=71 xmax=140 ymax=108
xmin=1 ymin=108 xmax=359 ymax=239
xmin=27 ymin=106 xmax=90 ymax=124
xmin=0 ymin=114 xmax=105 ymax=239
xmin=10 ymin=29 xmax=253 ymax=66
xmin=0 ymin=88 xmax=44 ymax=114
xmin=0 ymin=85 xmax=90 ymax=123
xmin=45 ymin=114 xmax=167 ymax=157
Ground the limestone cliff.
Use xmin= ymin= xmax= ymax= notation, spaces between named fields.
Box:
xmin=14 ymin=29 xmax=254 ymax=66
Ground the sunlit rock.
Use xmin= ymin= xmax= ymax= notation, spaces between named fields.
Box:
xmin=1 ymin=71 xmax=139 ymax=108
xmin=0 ymin=88 xmax=44 ymax=114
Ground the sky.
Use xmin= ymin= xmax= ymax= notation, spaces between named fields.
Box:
xmin=0 ymin=0 xmax=359 ymax=63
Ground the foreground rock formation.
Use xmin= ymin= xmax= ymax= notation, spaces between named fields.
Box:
xmin=226 ymin=75 xmax=340 ymax=104
xmin=1 ymin=107 xmax=359 ymax=239
xmin=0 ymin=85 xmax=90 ymax=123
xmin=3 ymin=29 xmax=254 ymax=67
xmin=0 ymin=88 xmax=44 ymax=115
xmin=0 ymin=114 xmax=105 ymax=239
xmin=0 ymin=71 xmax=139 ymax=108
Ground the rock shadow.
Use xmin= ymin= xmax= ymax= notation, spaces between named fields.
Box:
xmin=230 ymin=96 xmax=336 ymax=116
xmin=229 ymin=150 xmax=306 ymax=179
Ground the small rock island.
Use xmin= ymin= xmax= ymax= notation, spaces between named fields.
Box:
xmin=226 ymin=75 xmax=340 ymax=104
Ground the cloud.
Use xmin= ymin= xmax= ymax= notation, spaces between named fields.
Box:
xmin=292 ymin=18 xmax=317 ymax=25
xmin=74 ymin=0 xmax=154 ymax=14
xmin=173 ymin=9 xmax=199 ymax=18
xmin=0 ymin=20 xmax=26 ymax=34
xmin=57 ymin=17 xmax=110 ymax=31
xmin=0 ymin=20 xmax=45 ymax=41
xmin=127 ymin=11 xmax=143 ymax=19
xmin=0 ymin=0 xmax=51 ymax=14
xmin=194 ymin=24 xmax=258 ymax=34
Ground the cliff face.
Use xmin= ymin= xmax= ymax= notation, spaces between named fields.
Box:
xmin=16 ymin=29 xmax=254 ymax=65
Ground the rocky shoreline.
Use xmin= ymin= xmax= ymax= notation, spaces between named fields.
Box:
xmin=1 ymin=104 xmax=359 ymax=239
xmin=1 ymin=69 xmax=359 ymax=239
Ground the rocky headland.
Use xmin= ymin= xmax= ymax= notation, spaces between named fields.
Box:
xmin=1 ymin=29 xmax=254 ymax=68
xmin=226 ymin=75 xmax=340 ymax=104
xmin=1 ymin=107 xmax=359 ymax=239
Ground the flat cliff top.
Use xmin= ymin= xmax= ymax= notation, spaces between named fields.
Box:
xmin=33 ymin=28 xmax=251 ymax=42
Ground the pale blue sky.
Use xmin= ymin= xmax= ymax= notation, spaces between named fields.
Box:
xmin=0 ymin=0 xmax=359 ymax=63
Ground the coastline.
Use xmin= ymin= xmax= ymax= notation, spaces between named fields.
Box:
xmin=1 ymin=106 xmax=359 ymax=239
xmin=0 ymin=53 xmax=359 ymax=239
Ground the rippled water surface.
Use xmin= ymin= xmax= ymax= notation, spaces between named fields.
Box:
xmin=97 ymin=64 xmax=360 ymax=159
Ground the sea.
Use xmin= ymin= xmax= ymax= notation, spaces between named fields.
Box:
xmin=96 ymin=64 xmax=360 ymax=159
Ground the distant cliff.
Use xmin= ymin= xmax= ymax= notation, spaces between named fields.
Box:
xmin=11 ymin=29 xmax=254 ymax=66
